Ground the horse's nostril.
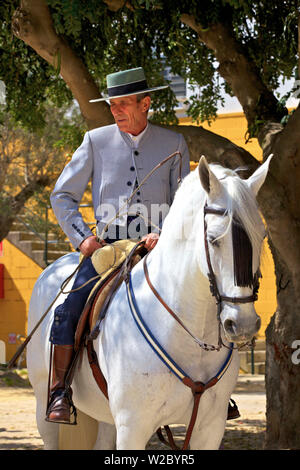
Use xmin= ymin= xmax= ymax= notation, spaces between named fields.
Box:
xmin=224 ymin=319 xmax=236 ymax=335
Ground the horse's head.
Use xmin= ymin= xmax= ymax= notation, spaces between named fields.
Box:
xmin=198 ymin=155 xmax=272 ymax=343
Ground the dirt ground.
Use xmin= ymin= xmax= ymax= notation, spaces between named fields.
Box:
xmin=0 ymin=368 xmax=266 ymax=451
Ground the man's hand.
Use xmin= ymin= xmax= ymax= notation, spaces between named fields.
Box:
xmin=141 ymin=232 xmax=159 ymax=251
xmin=79 ymin=235 xmax=106 ymax=257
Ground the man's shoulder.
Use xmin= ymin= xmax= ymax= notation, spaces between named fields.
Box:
xmin=88 ymin=123 xmax=119 ymax=141
xmin=149 ymin=122 xmax=182 ymax=141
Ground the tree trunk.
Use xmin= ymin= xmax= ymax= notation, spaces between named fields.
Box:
xmin=265 ymin=245 xmax=300 ymax=449
xmin=258 ymin=114 xmax=300 ymax=449
xmin=12 ymin=0 xmax=114 ymax=130
xmin=180 ymin=15 xmax=286 ymax=130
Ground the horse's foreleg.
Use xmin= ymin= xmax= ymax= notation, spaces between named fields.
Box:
xmin=189 ymin=415 xmax=227 ymax=450
xmin=116 ymin=425 xmax=149 ymax=450
xmin=93 ymin=422 xmax=116 ymax=450
xmin=114 ymin=411 xmax=155 ymax=450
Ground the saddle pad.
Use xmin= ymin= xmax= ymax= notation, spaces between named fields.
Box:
xmin=88 ymin=239 xmax=139 ymax=298
xmin=79 ymin=239 xmax=138 ymax=291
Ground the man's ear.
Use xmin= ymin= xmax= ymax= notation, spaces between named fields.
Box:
xmin=143 ymin=95 xmax=151 ymax=112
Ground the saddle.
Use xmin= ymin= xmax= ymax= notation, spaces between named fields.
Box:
xmin=73 ymin=240 xmax=147 ymax=397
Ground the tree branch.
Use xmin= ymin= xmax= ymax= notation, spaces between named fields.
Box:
xmin=166 ymin=123 xmax=258 ymax=172
xmin=266 ymin=106 xmax=300 ymax=217
xmin=12 ymin=0 xmax=114 ymax=130
xmin=0 ymin=175 xmax=52 ymax=242
xmin=180 ymin=14 xmax=286 ymax=132
xmin=13 ymin=175 xmax=51 ymax=210
xmin=101 ymin=1 xmax=288 ymax=147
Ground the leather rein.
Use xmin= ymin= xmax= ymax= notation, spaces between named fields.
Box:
xmin=143 ymin=203 xmax=261 ymax=354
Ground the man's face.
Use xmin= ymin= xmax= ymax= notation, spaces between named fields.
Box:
xmin=109 ymin=94 xmax=150 ymax=135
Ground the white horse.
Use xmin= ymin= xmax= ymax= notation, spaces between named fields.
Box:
xmin=27 ymin=155 xmax=271 ymax=450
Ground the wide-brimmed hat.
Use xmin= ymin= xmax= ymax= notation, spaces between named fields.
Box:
xmin=89 ymin=67 xmax=168 ymax=102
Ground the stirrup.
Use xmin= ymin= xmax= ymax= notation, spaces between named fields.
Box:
xmin=45 ymin=388 xmax=77 ymax=425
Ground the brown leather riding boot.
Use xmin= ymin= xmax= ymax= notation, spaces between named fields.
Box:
xmin=45 ymin=345 xmax=77 ymax=425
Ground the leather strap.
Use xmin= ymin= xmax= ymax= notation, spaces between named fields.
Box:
xmin=204 ymin=204 xmax=257 ymax=306
xmin=143 ymin=253 xmax=220 ymax=352
xmin=85 ymin=242 xmax=148 ymax=399
xmin=156 ymin=376 xmax=218 ymax=450
xmin=86 ymin=340 xmax=108 ymax=400
xmin=88 ymin=267 xmax=124 ymax=341
xmin=143 ymin=254 xmax=196 ymax=337
xmin=182 ymin=377 xmax=218 ymax=450
xmin=89 ymin=241 xmax=147 ymax=341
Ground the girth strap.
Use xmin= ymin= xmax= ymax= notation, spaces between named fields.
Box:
xmin=155 ymin=376 xmax=219 ymax=450
xmin=86 ymin=339 xmax=108 ymax=400
xmin=182 ymin=377 xmax=218 ymax=450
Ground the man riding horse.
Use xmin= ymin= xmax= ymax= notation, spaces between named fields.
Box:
xmin=46 ymin=67 xmax=239 ymax=425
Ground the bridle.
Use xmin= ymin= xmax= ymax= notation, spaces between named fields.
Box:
xmin=143 ymin=203 xmax=261 ymax=352
xmin=203 ymin=203 xmax=261 ymax=349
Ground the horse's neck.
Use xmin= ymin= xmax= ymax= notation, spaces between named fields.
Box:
xmin=138 ymin=240 xmax=229 ymax=382
xmin=145 ymin=238 xmax=218 ymax=344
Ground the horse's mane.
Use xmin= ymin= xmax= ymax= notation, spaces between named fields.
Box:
xmin=169 ymin=163 xmax=265 ymax=260
xmin=209 ymin=164 xmax=265 ymax=258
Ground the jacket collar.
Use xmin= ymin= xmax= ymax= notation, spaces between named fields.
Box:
xmin=119 ymin=121 xmax=152 ymax=149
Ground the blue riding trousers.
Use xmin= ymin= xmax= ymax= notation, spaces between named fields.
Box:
xmin=49 ymin=255 xmax=100 ymax=345
xmin=50 ymin=218 xmax=150 ymax=345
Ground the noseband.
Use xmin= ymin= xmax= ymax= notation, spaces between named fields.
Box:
xmin=204 ymin=204 xmax=260 ymax=348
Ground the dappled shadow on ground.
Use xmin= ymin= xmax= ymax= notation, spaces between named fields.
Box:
xmin=0 ymin=366 xmax=31 ymax=388
xmin=0 ymin=428 xmax=43 ymax=450
xmin=0 ymin=369 xmax=266 ymax=451
xmin=146 ymin=419 xmax=266 ymax=450
xmin=233 ymin=381 xmax=265 ymax=394
xmin=222 ymin=418 xmax=266 ymax=450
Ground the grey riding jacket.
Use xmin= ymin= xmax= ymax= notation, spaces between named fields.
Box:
xmin=50 ymin=122 xmax=190 ymax=249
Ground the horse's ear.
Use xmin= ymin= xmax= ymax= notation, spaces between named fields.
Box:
xmin=246 ymin=154 xmax=273 ymax=197
xmin=198 ymin=155 xmax=222 ymax=200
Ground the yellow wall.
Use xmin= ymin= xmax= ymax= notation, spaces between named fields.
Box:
xmin=181 ymin=112 xmax=263 ymax=162
xmin=0 ymin=240 xmax=42 ymax=362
